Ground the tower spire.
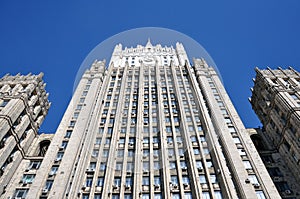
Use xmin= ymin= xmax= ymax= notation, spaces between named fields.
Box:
xmin=146 ymin=38 xmax=153 ymax=48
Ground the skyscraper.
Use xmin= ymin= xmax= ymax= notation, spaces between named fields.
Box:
xmin=250 ymin=67 xmax=300 ymax=198
xmin=0 ymin=73 xmax=51 ymax=196
xmin=4 ymin=40 xmax=281 ymax=199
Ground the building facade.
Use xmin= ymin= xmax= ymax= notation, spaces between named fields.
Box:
xmin=250 ymin=67 xmax=300 ymax=198
xmin=0 ymin=73 xmax=51 ymax=196
xmin=5 ymin=41 xmax=281 ymax=199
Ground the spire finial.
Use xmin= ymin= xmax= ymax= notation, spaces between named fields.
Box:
xmin=146 ymin=38 xmax=152 ymax=48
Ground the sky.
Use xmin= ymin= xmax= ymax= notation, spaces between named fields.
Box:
xmin=0 ymin=1 xmax=299 ymax=133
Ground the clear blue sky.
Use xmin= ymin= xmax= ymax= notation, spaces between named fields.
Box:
xmin=0 ymin=1 xmax=299 ymax=133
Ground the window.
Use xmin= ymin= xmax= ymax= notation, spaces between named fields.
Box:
xmin=82 ymin=91 xmax=88 ymax=96
xmin=180 ymin=161 xmax=187 ymax=169
xmin=171 ymin=176 xmax=178 ymax=185
xmin=172 ymin=194 xmax=180 ymax=199
xmin=65 ymin=130 xmax=72 ymax=138
xmin=256 ymin=191 xmax=266 ymax=199
xmin=168 ymin=149 xmax=175 ymax=156
xmin=94 ymin=194 xmax=101 ymax=199
xmin=142 ymin=194 xmax=150 ymax=199
xmin=142 ymin=177 xmax=150 ymax=185
xmin=154 ymin=194 xmax=162 ymax=199
xmin=154 ymin=161 xmax=160 ymax=170
xmin=103 ymin=149 xmax=108 ymax=157
xmin=206 ymin=160 xmax=213 ymax=168
xmin=170 ymin=161 xmax=176 ymax=169
xmin=154 ymin=176 xmax=161 ymax=185
xmin=166 ymin=126 xmax=172 ymax=133
xmin=56 ymin=152 xmax=64 ymax=161
xmin=228 ymin=127 xmax=236 ymax=133
xmin=182 ymin=176 xmax=190 ymax=184
xmin=210 ymin=175 xmax=217 ymax=183
xmin=28 ymin=161 xmax=41 ymax=170
xmin=143 ymin=137 xmax=149 ymax=144
xmin=100 ymin=162 xmax=106 ymax=171
xmin=86 ymin=177 xmax=93 ymax=187
xmin=115 ymin=162 xmax=123 ymax=171
xmin=0 ymin=100 xmax=9 ymax=107
xmin=95 ymin=138 xmax=101 ymax=145
xmin=214 ymin=191 xmax=223 ymax=199
xmin=97 ymin=177 xmax=104 ymax=187
xmin=267 ymin=167 xmax=283 ymax=177
xmin=92 ymin=149 xmax=99 ymax=157
xmin=233 ymin=137 xmax=241 ymax=144
xmin=248 ymin=175 xmax=259 ymax=185
xmin=114 ymin=178 xmax=121 ymax=187
xmin=167 ymin=137 xmax=173 ymax=144
xmin=117 ymin=149 xmax=124 ymax=157
xmin=243 ymin=161 xmax=252 ymax=170
xmin=275 ymin=181 xmax=290 ymax=192
xmin=69 ymin=121 xmax=76 ymax=127
xmin=82 ymin=194 xmax=89 ymax=199
xmin=184 ymin=193 xmax=192 ymax=199
xmin=143 ymin=161 xmax=149 ymax=171
xmin=199 ymin=175 xmax=206 ymax=184
xmin=89 ymin=162 xmax=96 ymax=170
xmin=202 ymin=192 xmax=211 ymax=199
xmin=61 ymin=141 xmax=68 ymax=149
xmin=44 ymin=180 xmax=53 ymax=191
xmin=193 ymin=148 xmax=200 ymax=155
xmin=108 ymin=127 xmax=113 ymax=134
xmin=79 ymin=98 xmax=85 ymax=103
xmin=128 ymin=150 xmax=134 ymax=157
xmin=143 ymin=149 xmax=149 ymax=157
xmin=105 ymin=138 xmax=111 ymax=145
xmin=127 ymin=162 xmax=133 ymax=172
xmin=14 ymin=189 xmax=28 ymax=198
xmin=49 ymin=166 xmax=58 ymax=176
xmin=22 ymin=174 xmax=35 ymax=184
xmin=112 ymin=195 xmax=119 ymax=199
xmin=188 ymin=126 xmax=194 ymax=132
xmin=125 ymin=177 xmax=133 ymax=186
xmin=124 ymin=194 xmax=133 ymax=199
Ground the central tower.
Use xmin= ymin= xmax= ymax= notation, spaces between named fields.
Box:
xmin=11 ymin=40 xmax=280 ymax=199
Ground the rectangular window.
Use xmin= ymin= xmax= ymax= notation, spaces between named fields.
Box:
xmin=199 ymin=175 xmax=206 ymax=184
xmin=14 ymin=189 xmax=28 ymax=198
xmin=256 ymin=191 xmax=266 ymax=199
xmin=214 ymin=191 xmax=223 ymax=199
xmin=49 ymin=166 xmax=58 ymax=176
xmin=243 ymin=160 xmax=252 ymax=169
xmin=86 ymin=177 xmax=93 ymax=187
xmin=65 ymin=130 xmax=72 ymax=138
xmin=171 ymin=176 xmax=178 ymax=185
xmin=100 ymin=162 xmax=106 ymax=171
xmin=28 ymin=161 xmax=41 ymax=170
xmin=97 ymin=177 xmax=104 ymax=187
xmin=142 ymin=177 xmax=150 ymax=185
xmin=114 ymin=178 xmax=121 ymax=187
xmin=69 ymin=121 xmax=76 ymax=127
xmin=44 ymin=180 xmax=53 ymax=191
xmin=0 ymin=100 xmax=9 ymax=107
xmin=154 ymin=176 xmax=161 ymax=186
xmin=22 ymin=174 xmax=35 ymax=184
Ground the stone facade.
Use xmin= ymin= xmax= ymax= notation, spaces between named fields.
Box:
xmin=0 ymin=73 xmax=51 ymax=197
xmin=250 ymin=67 xmax=300 ymax=198
xmin=2 ymin=41 xmax=282 ymax=199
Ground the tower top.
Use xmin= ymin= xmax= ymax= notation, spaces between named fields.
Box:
xmin=145 ymin=38 xmax=153 ymax=48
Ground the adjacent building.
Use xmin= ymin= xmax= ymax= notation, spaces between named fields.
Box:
xmin=0 ymin=73 xmax=51 ymax=196
xmin=250 ymin=67 xmax=300 ymax=198
xmin=2 ymin=41 xmax=282 ymax=199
